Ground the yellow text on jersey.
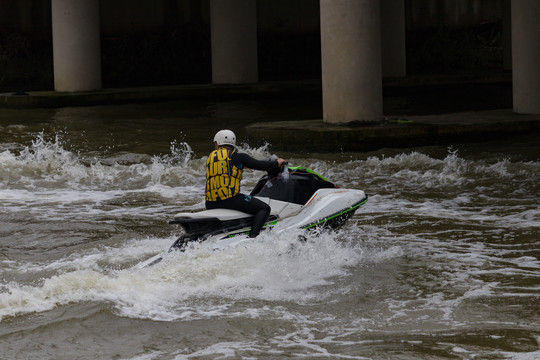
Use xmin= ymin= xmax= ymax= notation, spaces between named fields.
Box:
xmin=205 ymin=148 xmax=243 ymax=201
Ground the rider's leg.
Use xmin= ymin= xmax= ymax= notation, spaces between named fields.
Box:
xmin=206 ymin=194 xmax=270 ymax=237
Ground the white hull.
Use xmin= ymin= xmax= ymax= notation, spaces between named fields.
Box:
xmin=136 ymin=188 xmax=367 ymax=269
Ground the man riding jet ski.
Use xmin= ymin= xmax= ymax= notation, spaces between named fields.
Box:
xmin=205 ymin=129 xmax=287 ymax=238
xmin=136 ymin=130 xmax=367 ymax=268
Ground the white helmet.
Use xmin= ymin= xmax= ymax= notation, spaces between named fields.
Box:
xmin=213 ymin=129 xmax=236 ymax=147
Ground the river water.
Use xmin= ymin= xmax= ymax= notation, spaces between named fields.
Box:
xmin=1 ymin=99 xmax=539 ymax=359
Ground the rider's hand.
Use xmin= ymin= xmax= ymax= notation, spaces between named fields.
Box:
xmin=276 ymin=158 xmax=287 ymax=167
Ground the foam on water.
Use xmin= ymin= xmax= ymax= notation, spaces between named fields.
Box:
xmin=1 ymin=132 xmax=539 ymax=357
xmin=2 ymin=133 xmax=538 ymax=202
xmin=0 ymin=132 xmax=203 ymax=191
xmin=0 ymin=230 xmax=369 ymax=322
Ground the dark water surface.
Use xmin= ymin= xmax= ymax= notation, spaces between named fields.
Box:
xmin=1 ymin=100 xmax=539 ymax=359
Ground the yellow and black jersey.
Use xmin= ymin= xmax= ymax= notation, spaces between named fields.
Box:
xmin=205 ymin=147 xmax=243 ymax=201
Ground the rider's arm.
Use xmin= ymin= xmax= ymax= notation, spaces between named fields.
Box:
xmin=233 ymin=152 xmax=281 ymax=172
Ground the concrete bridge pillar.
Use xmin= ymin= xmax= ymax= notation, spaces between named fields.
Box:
xmin=381 ymin=0 xmax=406 ymax=77
xmin=320 ymin=0 xmax=383 ymax=124
xmin=502 ymin=0 xmax=512 ymax=70
xmin=51 ymin=0 xmax=101 ymax=92
xmin=210 ymin=0 xmax=258 ymax=84
xmin=511 ymin=0 xmax=540 ymax=114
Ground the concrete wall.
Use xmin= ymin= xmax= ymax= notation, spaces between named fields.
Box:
xmin=0 ymin=0 xmax=51 ymax=36
xmin=99 ymin=0 xmax=209 ymax=34
xmin=406 ymin=0 xmax=503 ymax=29
xmin=0 ymin=0 xmax=505 ymax=36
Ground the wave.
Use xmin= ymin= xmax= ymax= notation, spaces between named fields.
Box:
xmin=2 ymin=133 xmax=538 ymax=230
xmin=2 ymin=133 xmax=538 ymax=191
xmin=0 ymin=230 xmax=375 ymax=322
xmin=0 ymin=132 xmax=201 ymax=190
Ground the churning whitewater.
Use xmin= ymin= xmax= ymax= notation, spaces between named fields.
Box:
xmin=0 ymin=133 xmax=373 ymax=321
xmin=1 ymin=129 xmax=539 ymax=359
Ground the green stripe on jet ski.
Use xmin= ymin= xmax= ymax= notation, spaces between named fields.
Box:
xmin=287 ymin=166 xmax=331 ymax=182
xmin=226 ymin=219 xmax=280 ymax=238
xmin=226 ymin=196 xmax=368 ymax=237
xmin=302 ymin=196 xmax=369 ymax=230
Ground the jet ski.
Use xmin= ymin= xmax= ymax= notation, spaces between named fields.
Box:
xmin=137 ymin=165 xmax=368 ymax=268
